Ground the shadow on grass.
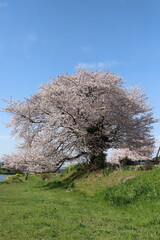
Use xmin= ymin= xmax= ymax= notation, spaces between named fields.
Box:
xmin=44 ymin=169 xmax=90 ymax=190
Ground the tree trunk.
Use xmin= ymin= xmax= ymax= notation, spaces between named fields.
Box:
xmin=89 ymin=152 xmax=106 ymax=169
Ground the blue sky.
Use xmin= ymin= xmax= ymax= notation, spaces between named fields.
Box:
xmin=0 ymin=0 xmax=160 ymax=158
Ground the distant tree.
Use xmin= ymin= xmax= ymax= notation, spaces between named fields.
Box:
xmin=107 ymin=147 xmax=151 ymax=166
xmin=2 ymin=68 xmax=157 ymax=172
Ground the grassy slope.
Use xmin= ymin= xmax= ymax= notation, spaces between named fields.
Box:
xmin=0 ymin=169 xmax=160 ymax=240
xmin=73 ymin=169 xmax=141 ymax=195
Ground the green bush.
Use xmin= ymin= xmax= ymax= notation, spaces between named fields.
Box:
xmin=5 ymin=173 xmax=23 ymax=182
xmin=3 ymin=175 xmax=13 ymax=182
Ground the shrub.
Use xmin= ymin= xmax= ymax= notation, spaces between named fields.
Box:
xmin=5 ymin=174 xmax=23 ymax=182
xmin=4 ymin=176 xmax=13 ymax=182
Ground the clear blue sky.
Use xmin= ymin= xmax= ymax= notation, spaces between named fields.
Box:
xmin=0 ymin=0 xmax=160 ymax=158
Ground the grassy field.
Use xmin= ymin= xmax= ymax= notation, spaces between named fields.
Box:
xmin=1 ymin=168 xmax=160 ymax=240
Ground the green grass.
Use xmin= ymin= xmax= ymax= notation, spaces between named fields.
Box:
xmin=1 ymin=168 xmax=160 ymax=239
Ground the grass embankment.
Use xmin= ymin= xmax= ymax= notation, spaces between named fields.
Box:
xmin=1 ymin=167 xmax=160 ymax=240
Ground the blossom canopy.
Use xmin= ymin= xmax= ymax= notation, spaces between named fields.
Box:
xmin=2 ymin=69 xmax=156 ymax=172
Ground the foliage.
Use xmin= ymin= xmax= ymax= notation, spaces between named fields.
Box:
xmin=64 ymin=163 xmax=85 ymax=174
xmin=5 ymin=173 xmax=23 ymax=182
xmin=2 ymin=69 xmax=157 ymax=172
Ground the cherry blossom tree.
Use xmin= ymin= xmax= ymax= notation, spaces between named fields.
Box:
xmin=2 ymin=151 xmax=57 ymax=173
xmin=2 ymin=68 xmax=157 ymax=172
xmin=107 ymin=147 xmax=153 ymax=166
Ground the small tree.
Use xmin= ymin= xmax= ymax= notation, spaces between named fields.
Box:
xmin=2 ymin=68 xmax=157 ymax=172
